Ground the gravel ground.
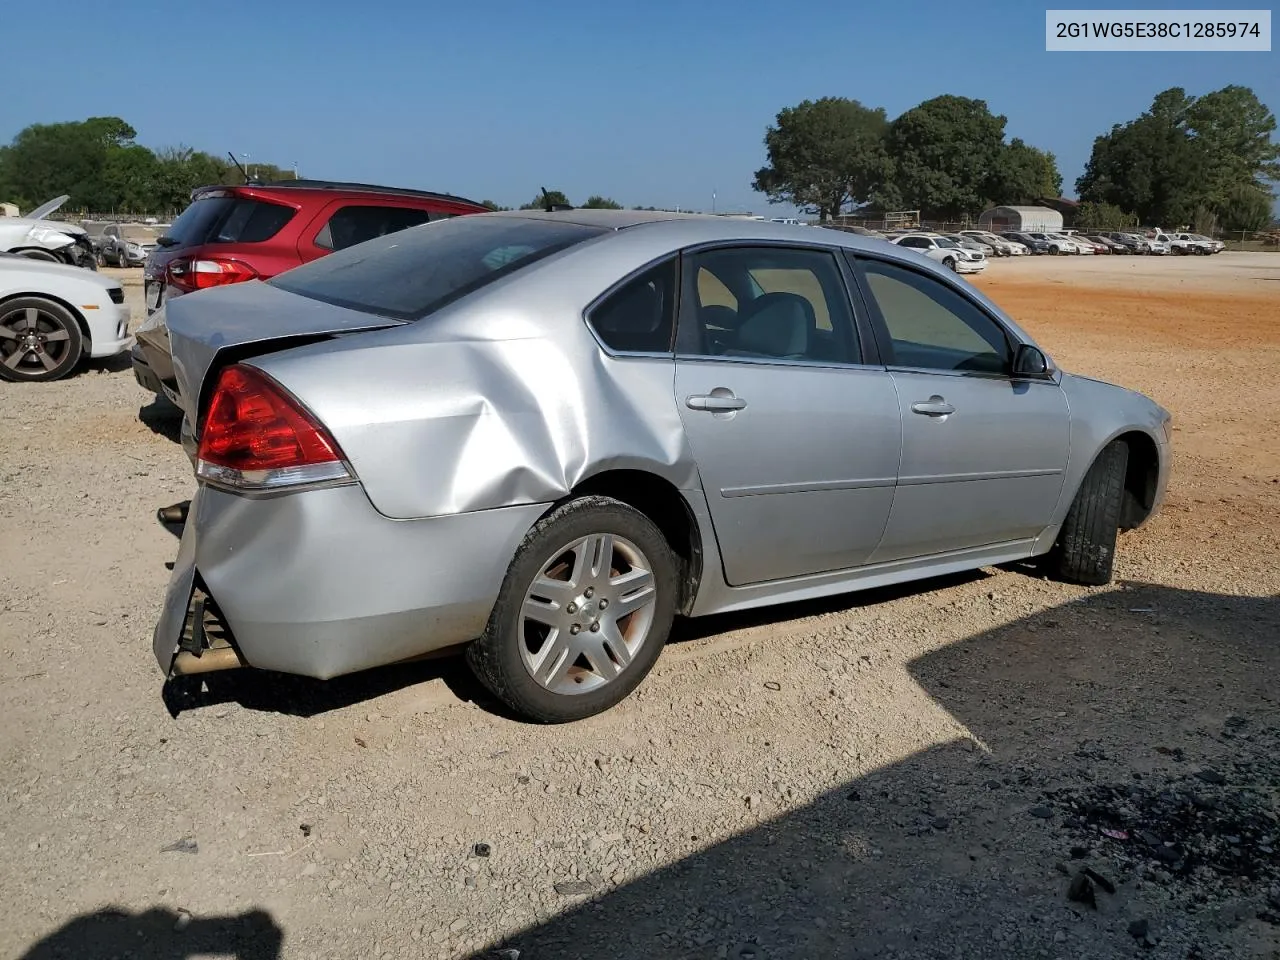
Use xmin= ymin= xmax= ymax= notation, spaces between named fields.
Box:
xmin=2 ymin=255 xmax=1278 ymax=960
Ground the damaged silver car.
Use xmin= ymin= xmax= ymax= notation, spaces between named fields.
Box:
xmin=0 ymin=195 xmax=98 ymax=269
xmin=153 ymin=210 xmax=1171 ymax=722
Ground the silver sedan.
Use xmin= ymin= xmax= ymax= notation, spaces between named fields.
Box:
xmin=153 ymin=210 xmax=1172 ymax=722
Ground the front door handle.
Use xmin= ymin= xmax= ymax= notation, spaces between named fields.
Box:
xmin=910 ymin=396 xmax=955 ymax=417
xmin=687 ymin=394 xmax=747 ymax=412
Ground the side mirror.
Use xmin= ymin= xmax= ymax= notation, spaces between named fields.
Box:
xmin=1012 ymin=343 xmax=1052 ymax=378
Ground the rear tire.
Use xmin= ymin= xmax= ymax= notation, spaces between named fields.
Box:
xmin=466 ymin=495 xmax=678 ymax=723
xmin=1047 ymin=441 xmax=1129 ymax=586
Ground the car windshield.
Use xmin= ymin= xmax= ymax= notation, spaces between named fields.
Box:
xmin=270 ymin=214 xmax=608 ymax=321
xmin=122 ymin=225 xmax=162 ymax=242
xmin=933 ymin=237 xmax=958 ymax=248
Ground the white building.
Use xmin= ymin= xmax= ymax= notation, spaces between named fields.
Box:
xmin=977 ymin=205 xmax=1064 ymax=233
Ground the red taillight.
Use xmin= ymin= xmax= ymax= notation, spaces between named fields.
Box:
xmin=196 ymin=365 xmax=350 ymax=491
xmin=168 ymin=257 xmax=258 ymax=292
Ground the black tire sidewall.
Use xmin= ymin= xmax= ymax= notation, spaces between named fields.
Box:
xmin=0 ymin=297 xmax=85 ymax=382
xmin=467 ymin=496 xmax=678 ymax=723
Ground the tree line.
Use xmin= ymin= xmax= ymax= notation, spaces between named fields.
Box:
xmin=752 ymin=86 xmax=1278 ymax=232
xmin=0 ymin=117 xmax=302 ymax=214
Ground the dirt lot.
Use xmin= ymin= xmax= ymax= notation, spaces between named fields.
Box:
xmin=2 ymin=254 xmax=1278 ymax=960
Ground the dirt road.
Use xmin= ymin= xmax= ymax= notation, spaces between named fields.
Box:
xmin=2 ymin=254 xmax=1278 ymax=960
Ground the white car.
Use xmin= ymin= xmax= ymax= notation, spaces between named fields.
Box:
xmin=1025 ymin=232 xmax=1074 ymax=255
xmin=1174 ymin=232 xmax=1222 ymax=254
xmin=890 ymin=233 xmax=987 ymax=273
xmin=1051 ymin=233 xmax=1093 ymax=254
xmin=0 ymin=252 xmax=132 ymax=381
xmin=0 ymin=195 xmax=99 ymax=269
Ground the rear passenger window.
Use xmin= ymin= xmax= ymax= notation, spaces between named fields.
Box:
xmin=210 ymin=199 xmax=296 ymax=244
xmin=314 ymin=205 xmax=435 ymax=251
xmin=587 ymin=259 xmax=677 ymax=355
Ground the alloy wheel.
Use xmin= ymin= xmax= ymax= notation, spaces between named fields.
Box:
xmin=0 ymin=305 xmax=76 ymax=377
xmin=518 ymin=533 xmax=658 ymax=695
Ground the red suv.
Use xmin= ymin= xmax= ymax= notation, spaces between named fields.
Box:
xmin=133 ymin=179 xmax=487 ymax=396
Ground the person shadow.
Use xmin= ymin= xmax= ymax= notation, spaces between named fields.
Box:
xmin=18 ymin=906 xmax=283 ymax=960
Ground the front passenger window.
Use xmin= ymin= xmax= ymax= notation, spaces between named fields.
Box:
xmin=859 ymin=259 xmax=1011 ymax=375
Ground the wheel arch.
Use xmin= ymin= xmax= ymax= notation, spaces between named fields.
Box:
xmin=0 ymin=291 xmax=92 ymax=347
xmin=563 ymin=468 xmax=704 ymax=616
xmin=1112 ymin=429 xmax=1161 ymax=530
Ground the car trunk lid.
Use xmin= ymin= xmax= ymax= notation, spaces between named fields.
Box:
xmin=165 ymin=280 xmax=404 ymax=427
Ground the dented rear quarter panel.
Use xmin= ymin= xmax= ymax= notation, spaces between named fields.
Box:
xmin=249 ymin=228 xmax=705 ymax=520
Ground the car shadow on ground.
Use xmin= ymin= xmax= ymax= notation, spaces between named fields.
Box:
xmin=18 ymin=906 xmax=283 ymax=960
xmin=164 ymin=570 xmax=992 ymax=721
xmin=462 ymin=582 xmax=1280 ymax=960
xmin=138 ymin=394 xmax=184 ymax=443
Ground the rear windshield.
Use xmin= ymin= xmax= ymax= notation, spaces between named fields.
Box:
xmin=161 ymin=195 xmax=296 ymax=247
xmin=269 ymin=215 xmax=607 ymax=321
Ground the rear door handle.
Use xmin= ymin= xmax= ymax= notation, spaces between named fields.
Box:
xmin=910 ymin=396 xmax=955 ymax=417
xmin=687 ymin=394 xmax=747 ymax=411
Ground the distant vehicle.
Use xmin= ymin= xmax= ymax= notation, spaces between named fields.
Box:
xmin=0 ymin=252 xmax=131 ymax=381
xmin=1001 ymin=232 xmax=1047 ymax=254
xmin=1106 ymin=232 xmax=1153 ymax=254
xmin=1146 ymin=232 xmax=1180 ymax=255
xmin=81 ymin=220 xmax=114 ymax=261
xmin=102 ymin=222 xmax=167 ymax=267
xmin=1025 ymin=232 xmax=1075 ymax=255
xmin=134 ymin=179 xmax=490 ymax=398
xmin=960 ymin=230 xmax=1018 ymax=256
xmin=149 ymin=209 xmax=1171 ymax=722
xmin=1082 ymin=235 xmax=1125 ymax=254
xmin=769 ymin=217 xmax=804 ymax=226
xmin=0 ymin=196 xmax=97 ymax=269
xmin=1068 ymin=234 xmax=1110 ymax=254
xmin=890 ymin=233 xmax=988 ymax=273
xmin=944 ymin=233 xmax=996 ymax=256
xmin=1174 ymin=232 xmax=1221 ymax=254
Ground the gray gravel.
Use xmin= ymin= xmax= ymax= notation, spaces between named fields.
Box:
xmin=2 ymin=262 xmax=1278 ymax=959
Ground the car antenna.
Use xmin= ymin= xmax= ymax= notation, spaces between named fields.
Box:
xmin=227 ymin=152 xmax=252 ymax=184
xmin=541 ymin=187 xmax=573 ymax=213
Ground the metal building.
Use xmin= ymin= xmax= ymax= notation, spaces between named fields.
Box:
xmin=977 ymin=205 xmax=1064 ymax=233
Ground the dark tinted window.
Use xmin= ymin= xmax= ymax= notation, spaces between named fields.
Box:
xmin=314 ymin=205 xmax=435 ymax=251
xmin=271 ymin=215 xmax=606 ymax=321
xmin=210 ymin=199 xmax=296 ymax=243
xmin=161 ymin=195 xmax=295 ymax=247
xmin=684 ymin=246 xmax=858 ymax=364
xmin=859 ymin=259 xmax=1010 ymax=374
xmin=587 ymin=260 xmax=676 ymax=354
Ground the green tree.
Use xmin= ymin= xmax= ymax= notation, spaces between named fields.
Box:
xmin=479 ymin=200 xmax=510 ymax=211
xmin=991 ymin=138 xmax=1062 ymax=204
xmin=0 ymin=117 xmax=138 ymax=209
xmin=1078 ymin=86 xmax=1279 ymax=227
xmin=752 ymin=97 xmax=890 ymax=221
xmin=582 ymin=195 xmax=622 ymax=209
xmin=880 ymin=95 xmax=1008 ymax=219
xmin=1074 ymin=201 xmax=1137 ymax=231
xmin=1218 ymin=182 xmax=1275 ymax=232
xmin=520 ymin=189 xmax=571 ymax=209
xmin=1185 ymin=85 xmax=1280 ymax=200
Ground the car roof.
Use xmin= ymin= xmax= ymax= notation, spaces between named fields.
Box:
xmin=194 ymin=179 xmax=486 ymax=208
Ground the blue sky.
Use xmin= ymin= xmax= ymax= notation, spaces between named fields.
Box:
xmin=2 ymin=0 xmax=1276 ymax=213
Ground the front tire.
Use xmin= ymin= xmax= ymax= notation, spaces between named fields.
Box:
xmin=944 ymin=257 xmax=957 ymax=272
xmin=0 ymin=297 xmax=85 ymax=382
xmin=1047 ymin=441 xmax=1129 ymax=586
xmin=467 ymin=496 xmax=678 ymax=723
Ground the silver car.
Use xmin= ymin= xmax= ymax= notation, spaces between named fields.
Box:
xmin=153 ymin=210 xmax=1172 ymax=722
